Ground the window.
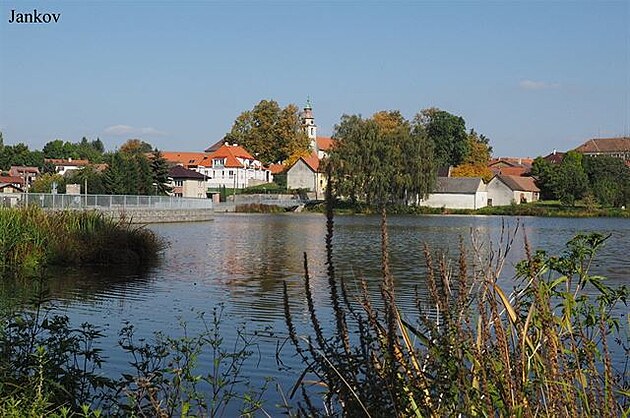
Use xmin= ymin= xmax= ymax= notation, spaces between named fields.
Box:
xmin=229 ymin=170 xmax=234 ymax=178
xmin=174 ymin=180 xmax=183 ymax=187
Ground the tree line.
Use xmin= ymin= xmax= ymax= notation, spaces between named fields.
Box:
xmin=0 ymin=133 xmax=171 ymax=195
xmin=532 ymin=151 xmax=630 ymax=207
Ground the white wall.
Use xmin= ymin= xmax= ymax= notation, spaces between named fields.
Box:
xmin=420 ymin=192 xmax=487 ymax=209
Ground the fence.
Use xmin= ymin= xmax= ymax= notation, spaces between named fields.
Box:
xmin=2 ymin=193 xmax=214 ymax=210
xmin=231 ymin=193 xmax=305 ymax=207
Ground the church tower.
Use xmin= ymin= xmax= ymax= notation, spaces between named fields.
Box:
xmin=301 ymin=98 xmax=318 ymax=153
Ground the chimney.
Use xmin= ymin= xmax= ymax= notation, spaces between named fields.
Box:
xmin=553 ymin=149 xmax=557 ymax=155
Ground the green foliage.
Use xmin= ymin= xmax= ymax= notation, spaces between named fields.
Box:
xmin=414 ymin=107 xmax=470 ymax=167
xmin=583 ymin=155 xmax=630 ymax=207
xmin=224 ymin=99 xmax=310 ymax=165
xmin=0 ymin=207 xmax=165 ymax=274
xmin=556 ymin=151 xmax=589 ymax=206
xmin=0 ymin=142 xmax=44 ymax=171
xmin=30 ymin=173 xmax=66 ymax=193
xmin=150 ymin=149 xmax=173 ymax=196
xmin=42 ymin=137 xmax=105 ymax=163
xmin=327 ymin=112 xmax=435 ymax=207
xmin=65 ymin=166 xmax=106 ymax=195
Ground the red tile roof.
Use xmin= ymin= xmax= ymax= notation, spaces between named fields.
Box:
xmin=574 ymin=137 xmax=630 ymax=154
xmin=45 ymin=158 xmax=90 ymax=166
xmin=316 ymin=136 xmax=335 ymax=151
xmin=300 ymin=153 xmax=321 ymax=172
xmin=0 ymin=175 xmax=24 ymax=185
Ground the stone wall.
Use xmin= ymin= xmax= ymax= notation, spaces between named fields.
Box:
xmin=100 ymin=208 xmax=214 ymax=224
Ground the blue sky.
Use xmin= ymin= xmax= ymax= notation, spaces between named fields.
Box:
xmin=1 ymin=1 xmax=628 ymax=158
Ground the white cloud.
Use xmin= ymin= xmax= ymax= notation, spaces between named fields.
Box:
xmin=519 ymin=79 xmax=560 ymax=90
xmin=103 ymin=124 xmax=167 ymax=137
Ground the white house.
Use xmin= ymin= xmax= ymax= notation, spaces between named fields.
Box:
xmin=486 ymin=175 xmax=540 ymax=206
xmin=44 ymin=158 xmax=90 ymax=176
xmin=168 ymin=165 xmax=207 ymax=198
xmin=420 ymin=177 xmax=487 ymax=209
xmin=197 ymin=143 xmax=272 ymax=190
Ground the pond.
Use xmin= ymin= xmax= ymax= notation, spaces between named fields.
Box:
xmin=4 ymin=213 xmax=629 ymax=414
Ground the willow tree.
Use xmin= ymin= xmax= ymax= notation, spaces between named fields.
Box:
xmin=327 ymin=111 xmax=435 ymax=208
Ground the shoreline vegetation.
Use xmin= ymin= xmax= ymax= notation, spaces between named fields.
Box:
xmin=235 ymin=198 xmax=629 ymax=217
xmin=1 ymin=203 xmax=628 ymax=416
xmin=0 ymin=207 xmax=165 ymax=275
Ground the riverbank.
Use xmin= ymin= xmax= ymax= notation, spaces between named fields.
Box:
xmin=0 ymin=207 xmax=166 ymax=274
xmin=303 ymin=200 xmax=629 ymax=217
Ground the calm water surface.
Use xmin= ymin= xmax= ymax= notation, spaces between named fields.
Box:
xmin=15 ymin=214 xmax=630 ymax=413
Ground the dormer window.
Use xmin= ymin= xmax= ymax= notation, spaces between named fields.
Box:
xmin=213 ymin=158 xmax=226 ymax=168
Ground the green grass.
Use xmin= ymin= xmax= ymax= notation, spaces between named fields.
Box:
xmin=0 ymin=207 xmax=166 ymax=275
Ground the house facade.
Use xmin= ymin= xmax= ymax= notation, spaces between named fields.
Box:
xmin=286 ymin=154 xmax=327 ymax=198
xmin=168 ymin=165 xmax=207 ymax=198
xmin=419 ymin=177 xmax=487 ymax=209
xmin=487 ymin=175 xmax=540 ymax=206
xmin=198 ymin=144 xmax=272 ymax=190
xmin=8 ymin=166 xmax=40 ymax=190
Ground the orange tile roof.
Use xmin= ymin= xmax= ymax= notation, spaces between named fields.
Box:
xmin=301 ymin=152 xmax=321 ymax=172
xmin=490 ymin=166 xmax=529 ymax=176
xmin=316 ymin=136 xmax=335 ymax=151
xmin=208 ymin=144 xmax=256 ymax=168
xmin=161 ymin=151 xmax=209 ymax=167
xmin=268 ymin=163 xmax=286 ymax=175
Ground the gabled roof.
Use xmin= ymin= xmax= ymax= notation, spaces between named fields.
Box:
xmin=493 ymin=175 xmax=540 ymax=192
xmin=542 ymin=151 xmax=565 ymax=164
xmin=204 ymin=139 xmax=226 ymax=153
xmin=9 ymin=166 xmax=40 ymax=175
xmin=433 ymin=177 xmax=485 ymax=194
xmin=0 ymin=183 xmax=24 ymax=192
xmin=488 ymin=157 xmax=533 ymax=168
xmin=574 ymin=137 xmax=630 ymax=154
xmin=168 ymin=165 xmax=206 ymax=180
xmin=301 ymin=153 xmax=320 ymax=172
xmin=208 ymin=144 xmax=256 ymax=168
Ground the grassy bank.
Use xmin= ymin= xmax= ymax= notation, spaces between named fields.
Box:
xmin=0 ymin=207 xmax=165 ymax=274
xmin=304 ymin=199 xmax=630 ymax=217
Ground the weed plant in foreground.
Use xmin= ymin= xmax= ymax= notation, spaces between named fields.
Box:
xmin=0 ymin=207 xmax=166 ymax=274
xmin=282 ymin=195 xmax=629 ymax=417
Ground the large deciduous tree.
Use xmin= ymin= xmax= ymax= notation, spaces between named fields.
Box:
xmin=326 ymin=111 xmax=435 ymax=207
xmin=414 ymin=108 xmax=469 ymax=168
xmin=583 ymin=155 xmax=630 ymax=207
xmin=223 ymin=99 xmax=310 ymax=165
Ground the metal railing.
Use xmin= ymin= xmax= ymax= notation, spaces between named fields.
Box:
xmin=3 ymin=193 xmax=213 ymax=210
xmin=231 ymin=194 xmax=305 ymax=207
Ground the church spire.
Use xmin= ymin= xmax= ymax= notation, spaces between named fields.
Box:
xmin=301 ymin=97 xmax=317 ymax=152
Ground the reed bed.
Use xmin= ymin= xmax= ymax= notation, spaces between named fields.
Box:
xmin=0 ymin=207 xmax=165 ymax=274
xmin=283 ymin=183 xmax=629 ymax=417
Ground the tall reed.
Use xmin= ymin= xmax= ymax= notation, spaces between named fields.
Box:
xmin=283 ymin=196 xmax=629 ymax=416
xmin=0 ymin=207 xmax=165 ymax=274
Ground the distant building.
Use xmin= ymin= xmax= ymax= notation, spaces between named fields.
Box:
xmin=45 ymin=158 xmax=90 ymax=176
xmin=419 ymin=177 xmax=487 ymax=209
xmin=542 ymin=150 xmax=565 ymax=164
xmin=168 ymin=165 xmax=207 ymax=198
xmin=200 ymin=143 xmax=272 ymax=190
xmin=574 ymin=137 xmax=630 ymax=163
xmin=488 ymin=157 xmax=533 ymax=176
xmin=487 ymin=175 xmax=540 ymax=206
xmin=8 ymin=166 xmax=40 ymax=189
